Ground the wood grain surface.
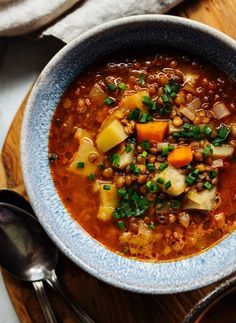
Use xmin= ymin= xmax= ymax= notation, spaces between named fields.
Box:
xmin=1 ymin=0 xmax=236 ymax=322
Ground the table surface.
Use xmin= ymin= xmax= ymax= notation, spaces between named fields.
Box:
xmin=1 ymin=0 xmax=236 ymax=321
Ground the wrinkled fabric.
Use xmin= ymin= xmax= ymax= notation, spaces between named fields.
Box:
xmin=42 ymin=0 xmax=184 ymax=43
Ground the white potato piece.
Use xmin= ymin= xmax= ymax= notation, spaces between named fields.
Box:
xmin=153 ymin=166 xmax=187 ymax=196
xmin=96 ymin=119 xmax=128 ymax=153
xmin=68 ymin=137 xmax=101 ymax=176
xmin=209 ymin=144 xmax=234 ymax=159
xmin=97 ymin=183 xmax=118 ymax=222
xmin=120 ymin=90 xmax=149 ymax=112
xmin=183 ymin=187 xmax=217 ymax=211
xmin=212 ymin=102 xmax=230 ymax=119
xmin=117 ymin=144 xmax=135 ymax=169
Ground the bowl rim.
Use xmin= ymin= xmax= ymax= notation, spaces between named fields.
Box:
xmin=21 ymin=14 xmax=236 ymax=294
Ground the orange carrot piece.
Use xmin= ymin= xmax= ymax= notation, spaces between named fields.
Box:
xmin=136 ymin=121 xmax=168 ymax=142
xmin=167 ymin=146 xmax=193 ymax=168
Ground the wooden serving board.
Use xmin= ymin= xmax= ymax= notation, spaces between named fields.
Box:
xmin=1 ymin=0 xmax=236 ymax=322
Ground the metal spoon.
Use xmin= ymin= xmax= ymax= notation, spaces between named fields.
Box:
xmin=0 ymin=190 xmax=95 ymax=323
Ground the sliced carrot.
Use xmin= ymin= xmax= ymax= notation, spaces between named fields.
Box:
xmin=167 ymin=146 xmax=193 ymax=168
xmin=136 ymin=121 xmax=168 ymax=142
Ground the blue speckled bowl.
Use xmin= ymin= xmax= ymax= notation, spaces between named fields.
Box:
xmin=21 ymin=15 xmax=236 ymax=294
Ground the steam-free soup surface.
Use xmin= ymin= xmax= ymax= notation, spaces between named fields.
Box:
xmin=49 ymin=50 xmax=236 ymax=261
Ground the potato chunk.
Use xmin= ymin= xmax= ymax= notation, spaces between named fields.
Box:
xmin=153 ymin=166 xmax=187 ymax=196
xmin=97 ymin=183 xmax=118 ymax=222
xmin=117 ymin=144 xmax=135 ymax=169
xmin=96 ymin=119 xmax=128 ymax=153
xmin=68 ymin=137 xmax=101 ymax=176
xmin=209 ymin=144 xmax=234 ymax=159
xmin=120 ymin=90 xmax=149 ymax=112
xmin=183 ymin=187 xmax=217 ymax=211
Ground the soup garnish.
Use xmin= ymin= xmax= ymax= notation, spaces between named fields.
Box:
xmin=49 ymin=51 xmax=236 ymax=261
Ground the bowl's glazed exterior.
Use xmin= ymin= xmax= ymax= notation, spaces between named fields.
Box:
xmin=21 ymin=15 xmax=236 ymax=294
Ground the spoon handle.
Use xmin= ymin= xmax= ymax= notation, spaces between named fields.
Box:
xmin=33 ymin=281 xmax=58 ymax=323
xmin=46 ymin=270 xmax=95 ymax=323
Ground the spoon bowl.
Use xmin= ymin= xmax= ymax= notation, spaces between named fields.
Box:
xmin=0 ymin=190 xmax=95 ymax=323
xmin=0 ymin=203 xmax=58 ymax=281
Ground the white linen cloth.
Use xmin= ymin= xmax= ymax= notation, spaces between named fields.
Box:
xmin=42 ymin=0 xmax=184 ymax=43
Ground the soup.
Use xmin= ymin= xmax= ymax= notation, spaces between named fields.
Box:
xmin=49 ymin=51 xmax=236 ymax=261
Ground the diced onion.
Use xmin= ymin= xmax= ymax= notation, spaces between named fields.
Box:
xmin=212 ymin=159 xmax=224 ymax=168
xmin=187 ymin=98 xmax=201 ymax=110
xmin=211 ymin=102 xmax=231 ymax=119
xmin=89 ymin=84 xmax=107 ymax=106
xmin=179 ymin=105 xmax=195 ymax=121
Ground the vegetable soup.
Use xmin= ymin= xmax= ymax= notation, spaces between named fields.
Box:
xmin=49 ymin=51 xmax=236 ymax=261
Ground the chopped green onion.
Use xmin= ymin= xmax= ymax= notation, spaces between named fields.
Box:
xmin=172 ymin=83 xmax=180 ymax=93
xmin=159 ymin=162 xmax=168 ymax=171
xmin=118 ymin=82 xmax=126 ymax=91
xmin=209 ymin=170 xmax=217 ymax=178
xmin=118 ymin=221 xmax=125 ymax=231
xmin=212 ymin=126 xmax=230 ymax=146
xmin=104 ymin=97 xmax=115 ymax=105
xmin=203 ymin=181 xmax=213 ymax=190
xmin=141 ymin=140 xmax=150 ymax=150
xmin=192 ymin=125 xmax=202 ymax=139
xmin=148 ymin=223 xmax=155 ymax=230
xmin=76 ymin=161 xmax=85 ymax=169
xmin=118 ymin=188 xmax=126 ymax=197
xmin=132 ymin=192 xmax=140 ymax=203
xmin=146 ymin=180 xmax=158 ymax=193
xmin=170 ymin=92 xmax=177 ymax=99
xmin=173 ymin=132 xmax=181 ymax=139
xmin=112 ymin=211 xmax=120 ymax=220
xmin=128 ymin=108 xmax=140 ymax=121
xmin=146 ymin=115 xmax=153 ymax=122
xmin=157 ymin=177 xmax=164 ymax=185
xmin=183 ymin=123 xmax=191 ymax=130
xmin=187 ymin=164 xmax=193 ymax=170
xmin=141 ymin=151 xmax=148 ymax=158
xmin=88 ymin=173 xmax=95 ymax=181
xmin=138 ymin=74 xmax=145 ymax=85
xmin=164 ymin=180 xmax=172 ymax=190
xmin=111 ymin=154 xmax=120 ymax=167
xmin=130 ymin=163 xmax=135 ymax=172
xmin=203 ymin=145 xmax=213 ymax=158
xmin=107 ymin=83 xmax=116 ymax=91
xmin=147 ymin=163 xmax=155 ymax=172
xmin=186 ymin=174 xmax=196 ymax=185
xmin=218 ymin=126 xmax=229 ymax=139
xmin=164 ymin=84 xmax=172 ymax=94
xmin=150 ymin=102 xmax=158 ymax=111
xmin=139 ymin=113 xmax=148 ymax=123
xmin=103 ymin=184 xmax=111 ymax=190
xmin=126 ymin=144 xmax=132 ymax=153
xmin=162 ymin=145 xmax=169 ymax=156
xmin=203 ymin=125 xmax=213 ymax=136
xmin=171 ymin=200 xmax=180 ymax=210
xmin=48 ymin=153 xmax=57 ymax=161
xmin=142 ymin=96 xmax=152 ymax=107
xmin=133 ymin=167 xmax=141 ymax=175
xmin=192 ymin=169 xmax=200 ymax=176
xmin=162 ymin=94 xmax=169 ymax=104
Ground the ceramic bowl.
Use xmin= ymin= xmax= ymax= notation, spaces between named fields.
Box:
xmin=21 ymin=15 xmax=236 ymax=294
